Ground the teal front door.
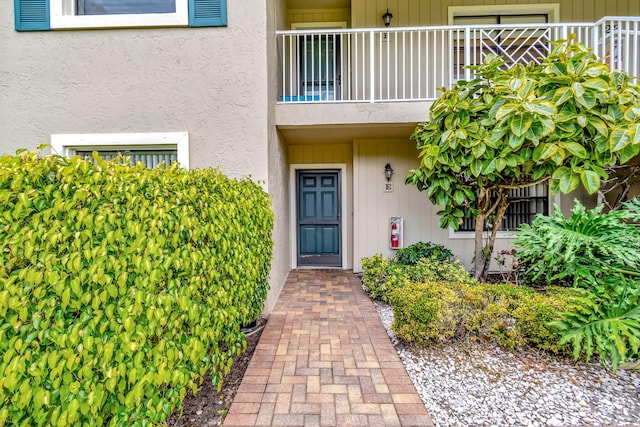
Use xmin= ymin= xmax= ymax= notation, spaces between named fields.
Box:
xmin=297 ymin=171 xmax=341 ymax=267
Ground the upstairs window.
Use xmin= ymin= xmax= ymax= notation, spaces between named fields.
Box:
xmin=77 ymin=0 xmax=177 ymax=15
xmin=15 ymin=0 xmax=226 ymax=31
xmin=51 ymin=0 xmax=188 ymax=28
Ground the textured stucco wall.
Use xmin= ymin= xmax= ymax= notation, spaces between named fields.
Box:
xmin=264 ymin=0 xmax=291 ymax=315
xmin=0 ymin=2 xmax=269 ymax=182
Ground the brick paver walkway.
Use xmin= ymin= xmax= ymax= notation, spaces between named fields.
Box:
xmin=224 ymin=269 xmax=434 ymax=427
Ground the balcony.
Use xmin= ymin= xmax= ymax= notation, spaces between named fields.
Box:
xmin=277 ymin=17 xmax=640 ymax=105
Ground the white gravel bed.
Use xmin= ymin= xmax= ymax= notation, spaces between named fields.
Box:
xmin=374 ymin=301 xmax=640 ymax=427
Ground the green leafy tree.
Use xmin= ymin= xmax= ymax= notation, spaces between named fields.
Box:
xmin=406 ymin=38 xmax=640 ymax=279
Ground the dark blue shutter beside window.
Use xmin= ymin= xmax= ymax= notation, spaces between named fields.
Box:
xmin=188 ymin=0 xmax=226 ymax=27
xmin=14 ymin=0 xmax=50 ymax=31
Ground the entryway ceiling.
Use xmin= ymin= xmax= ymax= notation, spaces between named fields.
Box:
xmin=279 ymin=123 xmax=416 ymax=145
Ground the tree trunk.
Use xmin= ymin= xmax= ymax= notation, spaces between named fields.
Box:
xmin=473 ymin=188 xmax=491 ymax=279
xmin=478 ymin=196 xmax=509 ymax=281
xmin=473 ymin=188 xmax=510 ymax=281
xmin=473 ymin=213 xmax=487 ymax=279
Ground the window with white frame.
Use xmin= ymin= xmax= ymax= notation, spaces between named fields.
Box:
xmin=78 ymin=0 xmax=176 ymax=15
xmin=50 ymin=0 xmax=188 ymax=29
xmin=15 ymin=0 xmax=226 ymax=31
xmin=51 ymin=132 xmax=189 ymax=169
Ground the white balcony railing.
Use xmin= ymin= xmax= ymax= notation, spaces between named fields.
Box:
xmin=277 ymin=17 xmax=640 ymax=103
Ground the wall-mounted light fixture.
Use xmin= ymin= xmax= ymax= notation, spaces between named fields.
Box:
xmin=382 ymin=9 xmax=393 ymax=27
xmin=384 ymin=163 xmax=394 ymax=181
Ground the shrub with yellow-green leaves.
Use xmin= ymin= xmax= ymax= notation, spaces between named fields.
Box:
xmin=392 ymin=280 xmax=574 ymax=354
xmin=360 ymin=252 xmax=477 ymax=303
xmin=0 ymin=150 xmax=273 ymax=426
xmin=391 ymin=280 xmax=462 ymax=345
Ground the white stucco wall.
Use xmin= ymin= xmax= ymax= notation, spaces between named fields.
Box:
xmin=0 ymin=2 xmax=269 ymax=182
xmin=264 ymin=0 xmax=292 ymax=315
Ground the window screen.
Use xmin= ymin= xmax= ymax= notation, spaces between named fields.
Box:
xmin=458 ymin=183 xmax=548 ymax=232
xmin=77 ymin=0 xmax=176 ymax=15
xmin=75 ymin=150 xmax=178 ymax=168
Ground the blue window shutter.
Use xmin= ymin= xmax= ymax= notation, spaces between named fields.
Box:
xmin=14 ymin=0 xmax=50 ymax=31
xmin=188 ymin=0 xmax=226 ymax=27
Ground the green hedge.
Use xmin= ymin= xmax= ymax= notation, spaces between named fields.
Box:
xmin=0 ymin=150 xmax=273 ymax=425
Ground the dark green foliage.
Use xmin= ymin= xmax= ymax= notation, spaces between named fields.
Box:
xmin=551 ymin=276 xmax=640 ymax=372
xmin=515 ymin=198 xmax=640 ymax=371
xmin=0 ymin=150 xmax=274 ymax=425
xmin=515 ymin=199 xmax=640 ymax=286
xmin=395 ymin=241 xmax=453 ymax=265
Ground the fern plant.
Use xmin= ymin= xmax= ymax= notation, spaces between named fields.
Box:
xmin=515 ymin=199 xmax=640 ymax=286
xmin=551 ymin=276 xmax=640 ymax=372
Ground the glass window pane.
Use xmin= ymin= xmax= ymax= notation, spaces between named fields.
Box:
xmin=79 ymin=0 xmax=176 ymax=16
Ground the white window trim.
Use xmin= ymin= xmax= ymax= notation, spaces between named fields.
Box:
xmin=448 ymin=4 xmax=560 ymax=25
xmin=50 ymin=0 xmax=188 ymax=29
xmin=448 ymin=192 xmax=561 ymax=239
xmin=51 ymin=132 xmax=189 ymax=169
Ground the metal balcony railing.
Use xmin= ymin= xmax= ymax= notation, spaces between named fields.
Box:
xmin=276 ymin=17 xmax=640 ymax=103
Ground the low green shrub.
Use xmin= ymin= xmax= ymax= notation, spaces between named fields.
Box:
xmin=0 ymin=150 xmax=273 ymax=425
xmin=362 ymin=244 xmax=575 ymax=355
xmin=360 ymin=254 xmax=393 ymax=302
xmin=411 ymin=257 xmax=478 ymax=286
xmin=392 ymin=281 xmax=461 ymax=346
xmin=361 ymin=254 xmax=476 ymax=303
xmin=392 ymin=281 xmax=574 ymax=354
xmin=512 ymin=289 xmax=578 ymax=354
xmin=395 ymin=241 xmax=453 ymax=265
